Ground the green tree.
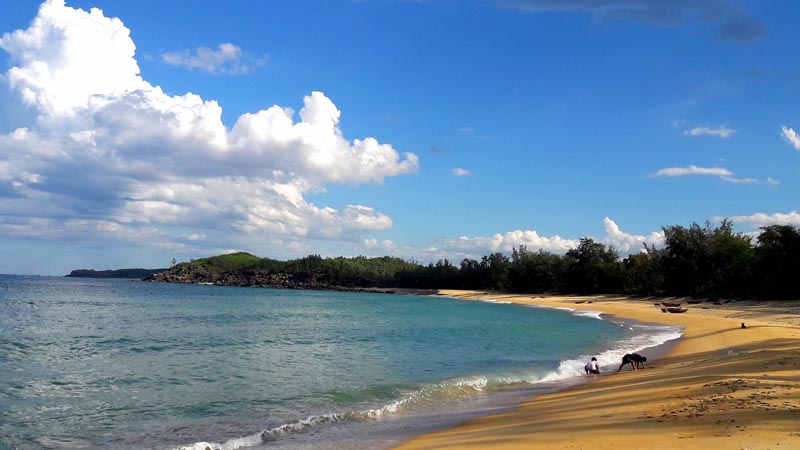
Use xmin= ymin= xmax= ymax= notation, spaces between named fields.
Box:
xmin=661 ymin=220 xmax=754 ymax=297
xmin=708 ymin=221 xmax=753 ymax=297
xmin=622 ymin=245 xmax=664 ymax=296
xmin=481 ymin=253 xmax=510 ymax=290
xmin=509 ymin=246 xmax=568 ymax=293
xmin=565 ymin=238 xmax=622 ymax=294
xmin=458 ymin=258 xmax=484 ymax=289
xmin=754 ymin=225 xmax=800 ymax=298
xmin=661 ymin=223 xmax=714 ymax=296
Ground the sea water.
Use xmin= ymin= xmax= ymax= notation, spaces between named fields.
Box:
xmin=0 ymin=275 xmax=681 ymax=450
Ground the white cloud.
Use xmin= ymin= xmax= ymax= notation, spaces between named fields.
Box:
xmin=0 ymin=0 xmax=418 ymax=254
xmin=364 ymin=238 xmax=396 ymax=252
xmin=442 ymin=230 xmax=578 ymax=255
xmin=0 ymin=0 xmax=148 ymax=116
xmin=655 ymin=165 xmax=755 ymax=183
xmin=683 ymin=125 xmax=736 ymax=138
xmin=452 ymin=168 xmax=471 ymax=176
xmin=656 ymin=165 xmax=732 ymax=177
xmin=781 ymin=126 xmax=800 ymax=150
xmin=721 ymin=210 xmax=800 ymax=228
xmin=766 ymin=177 xmax=780 ymax=186
xmin=602 ymin=217 xmax=664 ymax=252
xmin=456 ymin=126 xmax=488 ymax=140
xmin=162 ymin=42 xmax=266 ymax=75
xmin=0 ymin=215 xmax=180 ymax=250
xmin=404 ymin=218 xmax=662 ymax=262
xmin=721 ymin=176 xmax=757 ymax=184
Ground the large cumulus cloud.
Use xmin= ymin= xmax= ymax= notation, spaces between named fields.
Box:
xmin=0 ymin=0 xmax=417 ymax=254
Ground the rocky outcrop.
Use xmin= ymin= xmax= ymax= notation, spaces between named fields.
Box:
xmin=145 ymin=266 xmax=426 ymax=293
xmin=145 ymin=266 xmax=329 ymax=289
xmin=216 ymin=270 xmax=302 ymax=288
xmin=68 ymin=268 xmax=166 ymax=278
xmin=144 ymin=264 xmax=219 ymax=284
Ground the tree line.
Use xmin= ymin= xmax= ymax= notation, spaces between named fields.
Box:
xmin=396 ymin=221 xmax=799 ymax=299
xmin=169 ymin=221 xmax=800 ymax=299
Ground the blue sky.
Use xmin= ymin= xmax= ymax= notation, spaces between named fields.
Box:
xmin=0 ymin=0 xmax=798 ymax=275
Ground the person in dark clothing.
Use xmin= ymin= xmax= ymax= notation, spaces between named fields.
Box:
xmin=618 ymin=353 xmax=647 ymax=371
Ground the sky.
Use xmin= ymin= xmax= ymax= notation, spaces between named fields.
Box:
xmin=0 ymin=0 xmax=798 ymax=275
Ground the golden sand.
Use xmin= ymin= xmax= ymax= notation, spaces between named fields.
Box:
xmin=394 ymin=291 xmax=800 ymax=450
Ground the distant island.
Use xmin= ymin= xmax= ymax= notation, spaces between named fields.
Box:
xmin=67 ymin=268 xmax=167 ymax=279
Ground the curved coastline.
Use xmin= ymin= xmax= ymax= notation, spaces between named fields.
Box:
xmin=395 ymin=290 xmax=800 ymax=450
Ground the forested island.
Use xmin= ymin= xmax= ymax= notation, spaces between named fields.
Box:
xmin=67 ymin=268 xmax=167 ymax=279
xmin=146 ymin=221 xmax=800 ymax=300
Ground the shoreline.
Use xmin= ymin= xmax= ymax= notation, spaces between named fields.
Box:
xmin=395 ymin=291 xmax=800 ymax=450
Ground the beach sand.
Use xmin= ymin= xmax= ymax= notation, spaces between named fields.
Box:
xmin=395 ymin=291 xmax=800 ymax=450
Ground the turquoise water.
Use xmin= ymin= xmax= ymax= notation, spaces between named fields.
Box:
xmin=0 ymin=276 xmax=681 ymax=450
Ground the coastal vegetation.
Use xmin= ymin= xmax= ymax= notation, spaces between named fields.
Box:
xmin=147 ymin=221 xmax=800 ymax=299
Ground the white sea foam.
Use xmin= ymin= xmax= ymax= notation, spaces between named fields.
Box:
xmin=177 ymin=412 xmax=351 ymax=450
xmin=525 ymin=304 xmax=575 ymax=313
xmin=525 ymin=303 xmax=602 ymax=320
xmin=179 ymin=443 xmax=216 ymax=450
xmin=570 ymin=309 xmax=604 ymax=320
xmin=174 ymin=376 xmax=493 ymax=450
xmin=476 ymin=298 xmax=513 ymax=305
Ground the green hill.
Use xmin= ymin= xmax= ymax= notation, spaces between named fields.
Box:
xmin=186 ymin=252 xmax=263 ymax=274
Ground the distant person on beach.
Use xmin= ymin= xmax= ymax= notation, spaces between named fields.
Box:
xmin=618 ymin=353 xmax=646 ymax=371
xmin=585 ymin=357 xmax=600 ymax=375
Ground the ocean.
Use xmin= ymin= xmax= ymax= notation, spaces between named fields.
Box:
xmin=0 ymin=275 xmax=682 ymax=450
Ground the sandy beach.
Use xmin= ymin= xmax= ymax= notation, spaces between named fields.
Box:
xmin=395 ymin=291 xmax=800 ymax=450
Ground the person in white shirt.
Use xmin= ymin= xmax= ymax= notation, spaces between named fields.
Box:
xmin=584 ymin=357 xmax=600 ymax=375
